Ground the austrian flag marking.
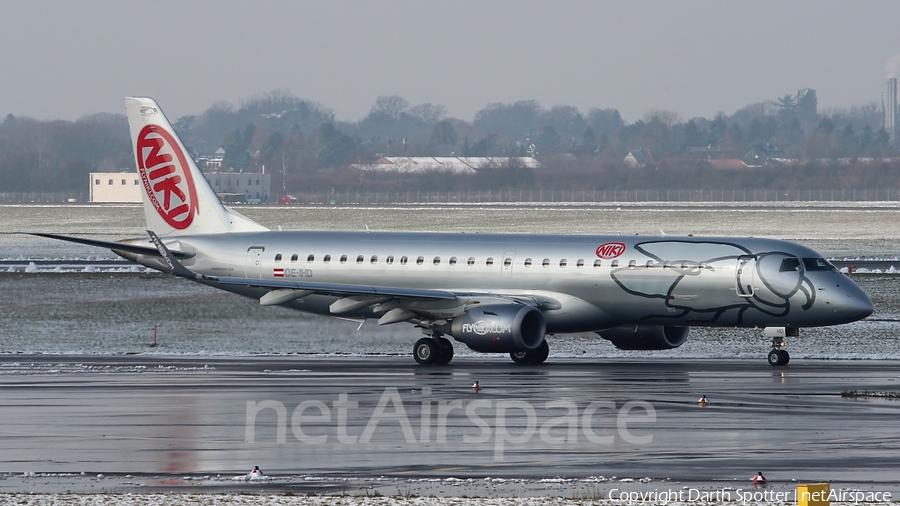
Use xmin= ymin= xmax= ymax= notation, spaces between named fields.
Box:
xmin=273 ymin=268 xmax=285 ymax=278
xmin=596 ymin=242 xmax=626 ymax=259
xmin=136 ymin=125 xmax=199 ymax=230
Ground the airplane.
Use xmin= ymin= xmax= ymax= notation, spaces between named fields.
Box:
xmin=35 ymin=97 xmax=874 ymax=367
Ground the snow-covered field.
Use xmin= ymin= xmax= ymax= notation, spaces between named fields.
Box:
xmin=0 ymin=494 xmax=891 ymax=506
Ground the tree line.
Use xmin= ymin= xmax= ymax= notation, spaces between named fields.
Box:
xmin=1 ymin=88 xmax=898 ymax=193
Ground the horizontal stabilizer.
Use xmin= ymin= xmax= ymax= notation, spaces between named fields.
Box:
xmin=29 ymin=232 xmax=193 ymax=259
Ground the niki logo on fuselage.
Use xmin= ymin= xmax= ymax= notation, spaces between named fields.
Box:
xmin=274 ymin=268 xmax=313 ymax=278
xmin=136 ymin=125 xmax=199 ymax=230
xmin=596 ymin=242 xmax=626 ymax=259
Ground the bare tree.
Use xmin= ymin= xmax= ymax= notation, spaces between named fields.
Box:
xmin=408 ymin=103 xmax=446 ymax=124
xmin=642 ymin=109 xmax=682 ymax=128
xmin=370 ymin=95 xmax=410 ymax=119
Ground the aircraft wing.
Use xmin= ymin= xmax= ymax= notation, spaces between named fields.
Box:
xmin=213 ymin=276 xmax=456 ymax=300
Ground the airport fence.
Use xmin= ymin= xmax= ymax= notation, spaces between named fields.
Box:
xmin=0 ymin=191 xmax=87 ymax=203
xmin=283 ymin=188 xmax=900 ymax=205
xmin=2 ymin=188 xmax=899 ymax=204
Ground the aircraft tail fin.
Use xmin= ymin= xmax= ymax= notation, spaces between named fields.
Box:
xmin=124 ymin=97 xmax=268 ymax=236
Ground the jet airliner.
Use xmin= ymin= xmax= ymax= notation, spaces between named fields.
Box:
xmin=36 ymin=97 xmax=874 ymax=366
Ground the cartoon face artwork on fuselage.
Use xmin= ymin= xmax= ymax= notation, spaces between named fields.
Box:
xmin=608 ymin=240 xmax=815 ymax=325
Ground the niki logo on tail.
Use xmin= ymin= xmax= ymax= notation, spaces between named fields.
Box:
xmin=136 ymin=125 xmax=199 ymax=230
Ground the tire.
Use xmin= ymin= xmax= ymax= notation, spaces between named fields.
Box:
xmin=509 ymin=351 xmax=530 ymax=364
xmin=414 ymin=338 xmax=438 ymax=365
xmin=530 ymin=340 xmax=549 ymax=364
xmin=434 ymin=337 xmax=454 ymax=365
xmin=767 ymin=349 xmax=787 ymax=366
xmin=778 ymin=349 xmax=790 ymax=365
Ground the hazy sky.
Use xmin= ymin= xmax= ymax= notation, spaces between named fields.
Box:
xmin=3 ymin=1 xmax=899 ymax=124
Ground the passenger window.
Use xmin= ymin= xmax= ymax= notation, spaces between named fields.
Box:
xmin=504 ymin=258 xmax=512 ymax=267
xmin=356 ymin=255 xmax=364 ymax=264
xmin=780 ymin=257 xmax=802 ymax=272
xmin=386 ymin=256 xmax=394 ymax=265
xmin=542 ymin=258 xmax=550 ymax=267
xmin=593 ymin=259 xmax=602 ymax=268
xmin=416 ymin=256 xmax=424 ymax=265
xmin=467 ymin=257 xmax=475 ymax=266
xmin=340 ymin=255 xmax=347 ymax=264
xmin=275 ymin=254 xmax=282 ymax=262
xmin=400 ymin=256 xmax=408 ymax=265
xmin=291 ymin=254 xmax=298 ymax=262
xmin=449 ymin=256 xmax=457 ymax=266
xmin=646 ymin=260 xmax=654 ymax=268
xmin=559 ymin=259 xmax=567 ymax=267
xmin=628 ymin=260 xmax=636 ymax=269
xmin=663 ymin=261 xmax=671 ymax=268
xmin=433 ymin=256 xmax=441 ymax=265
xmin=486 ymin=257 xmax=494 ymax=266
xmin=576 ymin=259 xmax=584 ymax=268
xmin=324 ymin=255 xmax=331 ymax=263
xmin=307 ymin=254 xmax=315 ymax=262
xmin=524 ymin=258 xmax=533 ymax=267
xmin=611 ymin=260 xmax=619 ymax=268
xmin=371 ymin=255 xmax=378 ymax=264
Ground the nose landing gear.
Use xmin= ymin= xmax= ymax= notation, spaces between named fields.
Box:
xmin=767 ymin=347 xmax=790 ymax=366
xmin=764 ymin=327 xmax=796 ymax=366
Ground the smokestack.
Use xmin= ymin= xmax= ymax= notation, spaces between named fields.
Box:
xmin=888 ymin=78 xmax=897 ymax=144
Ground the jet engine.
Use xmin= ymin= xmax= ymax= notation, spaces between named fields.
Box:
xmin=439 ymin=304 xmax=546 ymax=353
xmin=597 ymin=325 xmax=689 ymax=350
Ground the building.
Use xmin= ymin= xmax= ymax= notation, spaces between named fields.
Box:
xmin=203 ymin=171 xmax=272 ymax=203
xmin=624 ymin=149 xmax=667 ymax=169
xmin=351 ymin=157 xmax=540 ymax=174
xmin=89 ymin=172 xmax=142 ymax=203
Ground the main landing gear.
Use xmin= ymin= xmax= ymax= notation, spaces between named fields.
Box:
xmin=413 ymin=336 xmax=454 ymax=365
xmin=509 ymin=339 xmax=549 ymax=365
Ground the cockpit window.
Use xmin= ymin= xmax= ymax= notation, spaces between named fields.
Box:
xmin=779 ymin=257 xmax=802 ymax=272
xmin=803 ymin=257 xmax=836 ymax=272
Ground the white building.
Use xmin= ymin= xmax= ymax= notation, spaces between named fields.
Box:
xmin=89 ymin=172 xmax=142 ymax=203
xmin=204 ymin=171 xmax=272 ymax=203
xmin=351 ymin=157 xmax=540 ymax=174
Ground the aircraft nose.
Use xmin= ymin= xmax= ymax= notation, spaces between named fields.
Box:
xmin=837 ymin=282 xmax=874 ymax=321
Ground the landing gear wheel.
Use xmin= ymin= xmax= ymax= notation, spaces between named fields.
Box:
xmin=509 ymin=339 xmax=550 ymax=364
xmin=509 ymin=351 xmax=530 ymax=364
xmin=434 ymin=337 xmax=454 ymax=365
xmin=767 ymin=349 xmax=790 ymax=367
xmin=531 ymin=339 xmax=549 ymax=364
xmin=414 ymin=338 xmax=438 ymax=365
xmin=778 ymin=349 xmax=790 ymax=365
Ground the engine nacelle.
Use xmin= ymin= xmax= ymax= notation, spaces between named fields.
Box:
xmin=440 ymin=304 xmax=546 ymax=353
xmin=597 ymin=325 xmax=689 ymax=351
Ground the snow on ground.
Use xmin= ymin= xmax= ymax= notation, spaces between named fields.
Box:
xmin=0 ymin=494 xmax=893 ymax=506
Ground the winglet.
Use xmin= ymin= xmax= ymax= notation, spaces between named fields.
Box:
xmin=147 ymin=230 xmax=202 ymax=279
